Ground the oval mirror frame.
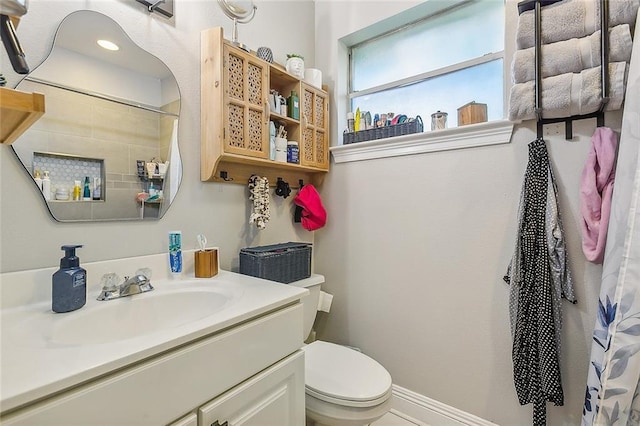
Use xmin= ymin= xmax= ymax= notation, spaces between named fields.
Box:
xmin=11 ymin=10 xmax=182 ymax=222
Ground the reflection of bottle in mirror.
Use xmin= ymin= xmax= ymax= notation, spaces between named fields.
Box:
xmin=73 ymin=180 xmax=81 ymax=201
xmin=34 ymin=169 xmax=43 ymax=191
xmin=83 ymin=177 xmax=91 ymax=201
xmin=92 ymin=177 xmax=101 ymax=201
xmin=42 ymin=171 xmax=51 ymax=201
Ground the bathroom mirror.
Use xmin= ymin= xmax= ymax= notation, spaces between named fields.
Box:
xmin=217 ymin=0 xmax=256 ymax=51
xmin=11 ymin=10 xmax=182 ymax=222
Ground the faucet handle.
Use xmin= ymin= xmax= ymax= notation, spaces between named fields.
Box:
xmin=100 ymin=273 xmax=121 ymax=291
xmin=135 ymin=267 xmax=152 ymax=280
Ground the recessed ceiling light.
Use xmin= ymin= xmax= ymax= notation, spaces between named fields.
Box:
xmin=97 ymin=39 xmax=119 ymax=51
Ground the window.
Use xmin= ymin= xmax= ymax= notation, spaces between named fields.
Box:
xmin=349 ymin=0 xmax=505 ymax=128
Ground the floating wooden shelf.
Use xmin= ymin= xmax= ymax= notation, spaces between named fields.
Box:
xmin=0 ymin=87 xmax=45 ymax=145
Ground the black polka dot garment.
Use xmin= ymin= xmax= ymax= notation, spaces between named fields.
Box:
xmin=511 ymin=139 xmax=564 ymax=426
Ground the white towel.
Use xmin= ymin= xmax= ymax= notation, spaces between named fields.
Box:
xmin=512 ymin=24 xmax=633 ymax=84
xmin=508 ymin=62 xmax=627 ymax=121
xmin=516 ymin=0 xmax=639 ymax=50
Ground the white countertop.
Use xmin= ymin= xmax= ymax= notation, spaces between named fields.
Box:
xmin=0 ymin=253 xmax=321 ymax=413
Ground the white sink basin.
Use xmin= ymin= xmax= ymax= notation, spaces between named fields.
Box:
xmin=48 ymin=288 xmax=234 ymax=345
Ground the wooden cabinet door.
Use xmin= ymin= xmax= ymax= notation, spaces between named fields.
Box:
xmin=223 ymin=46 xmax=269 ymax=159
xmin=300 ymin=84 xmax=329 ymax=169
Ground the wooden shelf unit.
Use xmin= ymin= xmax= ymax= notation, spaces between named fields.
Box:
xmin=201 ymin=27 xmax=329 ymax=188
xmin=0 ymin=87 xmax=45 ymax=145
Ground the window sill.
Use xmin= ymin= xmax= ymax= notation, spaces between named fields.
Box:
xmin=330 ymin=120 xmax=514 ymax=164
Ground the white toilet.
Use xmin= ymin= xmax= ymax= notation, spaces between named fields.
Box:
xmin=291 ymin=276 xmax=393 ymax=426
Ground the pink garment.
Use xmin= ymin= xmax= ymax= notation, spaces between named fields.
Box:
xmin=580 ymin=127 xmax=618 ymax=264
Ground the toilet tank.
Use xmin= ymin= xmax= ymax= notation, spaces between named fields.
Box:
xmin=288 ymin=274 xmax=325 ymax=340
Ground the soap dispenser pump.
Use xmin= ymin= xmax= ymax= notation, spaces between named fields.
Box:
xmin=52 ymin=245 xmax=87 ymax=313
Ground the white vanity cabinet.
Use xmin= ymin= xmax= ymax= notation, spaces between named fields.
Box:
xmin=197 ymin=351 xmax=304 ymax=426
xmin=0 ymin=303 xmax=306 ymax=425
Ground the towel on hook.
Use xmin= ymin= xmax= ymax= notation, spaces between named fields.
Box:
xmin=512 ymin=24 xmax=633 ymax=84
xmin=504 ymin=139 xmax=576 ymax=425
xmin=580 ymin=127 xmax=618 ymax=263
xmin=294 ymin=184 xmax=327 ymax=231
xmin=516 ymin=0 xmax=639 ymax=50
xmin=508 ymin=61 xmax=627 ymax=121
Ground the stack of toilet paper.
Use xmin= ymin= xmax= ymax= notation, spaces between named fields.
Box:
xmin=305 ymin=68 xmax=323 ymax=89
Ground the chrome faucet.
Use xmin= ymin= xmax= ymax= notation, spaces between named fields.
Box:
xmin=97 ymin=269 xmax=154 ymax=301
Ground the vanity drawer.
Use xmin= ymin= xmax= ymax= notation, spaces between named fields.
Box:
xmin=0 ymin=303 xmax=303 ymax=425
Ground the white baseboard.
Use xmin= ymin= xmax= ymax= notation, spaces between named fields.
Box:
xmin=391 ymin=385 xmax=498 ymax=426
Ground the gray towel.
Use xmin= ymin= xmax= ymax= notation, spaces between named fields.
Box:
xmin=508 ymin=62 xmax=627 ymax=121
xmin=516 ymin=0 xmax=639 ymax=50
xmin=512 ymin=24 xmax=633 ymax=84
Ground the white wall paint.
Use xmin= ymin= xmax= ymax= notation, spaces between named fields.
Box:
xmin=313 ymin=1 xmax=616 ymax=424
xmin=0 ymin=0 xmax=315 ymax=273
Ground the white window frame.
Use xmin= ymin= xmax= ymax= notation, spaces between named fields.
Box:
xmin=330 ymin=0 xmax=514 ymax=164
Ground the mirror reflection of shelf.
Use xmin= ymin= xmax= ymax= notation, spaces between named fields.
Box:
xmin=33 ymin=152 xmax=105 ymax=202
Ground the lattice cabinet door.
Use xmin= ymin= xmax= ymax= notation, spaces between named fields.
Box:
xmin=300 ymin=83 xmax=329 ymax=170
xmin=223 ymin=46 xmax=269 ymax=159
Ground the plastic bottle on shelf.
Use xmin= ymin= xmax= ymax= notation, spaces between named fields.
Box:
xmin=287 ymin=141 xmax=299 ymax=164
xmin=42 ymin=171 xmax=51 ymax=201
xmin=34 ymin=170 xmax=43 ymax=191
xmin=73 ymin=180 xmax=81 ymax=201
xmin=83 ymin=177 xmax=91 ymax=201
xmin=92 ymin=177 xmax=101 ymax=201
xmin=288 ymin=90 xmax=299 ymax=120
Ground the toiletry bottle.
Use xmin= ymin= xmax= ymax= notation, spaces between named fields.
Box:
xmin=83 ymin=176 xmax=91 ymax=200
xmin=33 ymin=169 xmax=43 ymax=191
xmin=42 ymin=171 xmax=51 ymax=200
xmin=52 ymin=245 xmax=86 ymax=313
xmin=347 ymin=112 xmax=355 ymax=133
xmin=92 ymin=177 xmax=101 ymax=201
xmin=73 ymin=180 xmax=81 ymax=201
xmin=288 ymin=90 xmax=300 ymax=120
xmin=169 ymin=231 xmax=183 ymax=273
xmin=287 ymin=141 xmax=299 ymax=163
xmin=269 ymin=121 xmax=276 ymax=160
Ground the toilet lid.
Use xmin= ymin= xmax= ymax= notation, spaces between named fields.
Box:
xmin=302 ymin=341 xmax=392 ymax=408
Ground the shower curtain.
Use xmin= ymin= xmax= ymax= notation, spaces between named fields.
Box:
xmin=582 ymin=11 xmax=640 ymax=425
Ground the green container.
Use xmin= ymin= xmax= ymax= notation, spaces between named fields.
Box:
xmin=288 ymin=90 xmax=300 ymax=120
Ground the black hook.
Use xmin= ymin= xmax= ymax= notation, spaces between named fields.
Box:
xmin=275 ymin=177 xmax=291 ymax=198
xmin=220 ymin=171 xmax=233 ymax=181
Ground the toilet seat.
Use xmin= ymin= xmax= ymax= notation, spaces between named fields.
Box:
xmin=302 ymin=341 xmax=392 ymax=408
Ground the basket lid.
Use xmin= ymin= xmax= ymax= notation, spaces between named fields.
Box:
xmin=240 ymin=242 xmax=311 ymax=254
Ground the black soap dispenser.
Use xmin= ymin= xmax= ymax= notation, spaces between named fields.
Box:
xmin=52 ymin=245 xmax=87 ymax=313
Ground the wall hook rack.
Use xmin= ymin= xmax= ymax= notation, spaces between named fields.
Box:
xmin=219 ymin=171 xmax=233 ymax=182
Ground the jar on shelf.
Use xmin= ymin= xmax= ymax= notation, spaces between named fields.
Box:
xmin=287 ymin=141 xmax=299 ymax=164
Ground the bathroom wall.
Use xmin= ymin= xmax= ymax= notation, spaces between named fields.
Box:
xmin=0 ymin=0 xmax=316 ymax=272
xmin=313 ymin=1 xmax=615 ymax=424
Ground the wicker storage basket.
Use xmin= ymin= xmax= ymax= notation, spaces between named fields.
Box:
xmin=343 ymin=115 xmax=423 ymax=144
xmin=239 ymin=242 xmax=312 ymax=283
